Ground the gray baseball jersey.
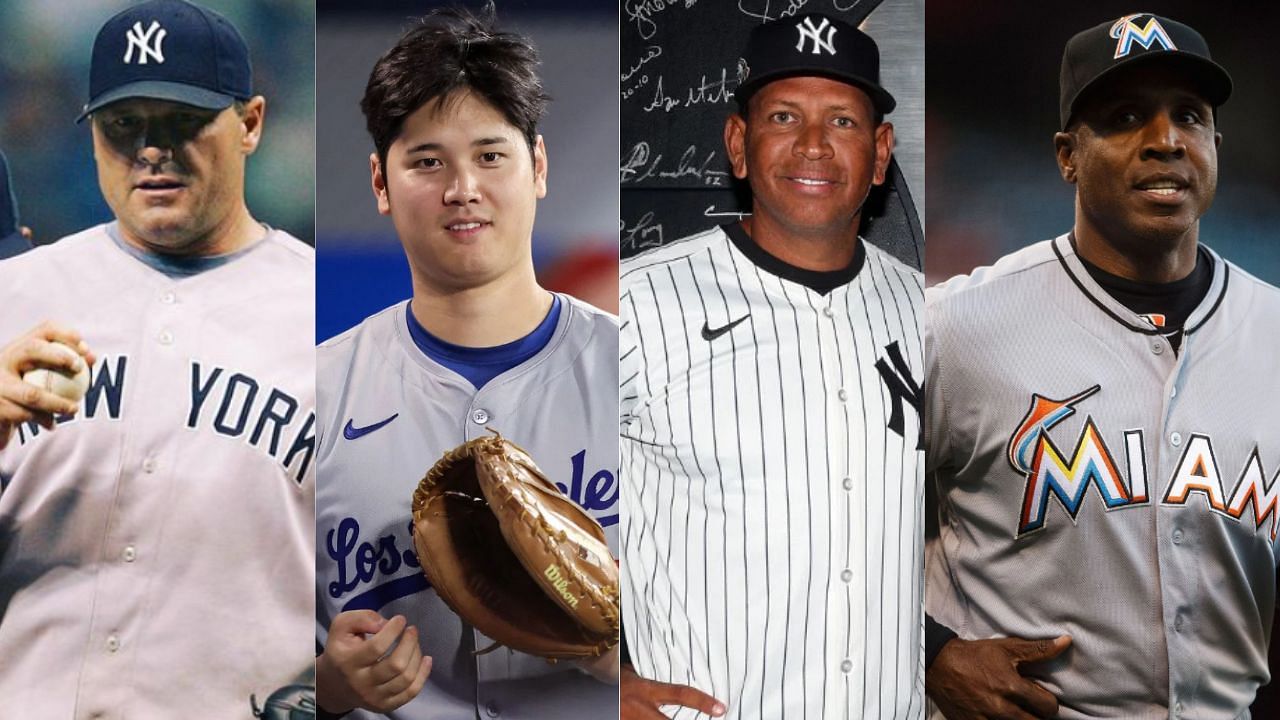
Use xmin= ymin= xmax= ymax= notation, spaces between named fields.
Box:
xmin=0 ymin=223 xmax=316 ymax=717
xmin=620 ymin=224 xmax=926 ymax=720
xmin=926 ymin=234 xmax=1280 ymax=719
xmin=316 ymin=295 xmax=619 ymax=720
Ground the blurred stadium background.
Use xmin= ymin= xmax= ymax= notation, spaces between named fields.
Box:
xmin=927 ymin=0 xmax=1280 ymax=287
xmin=316 ymin=0 xmax=618 ymax=342
xmin=0 ymin=0 xmax=315 ymax=249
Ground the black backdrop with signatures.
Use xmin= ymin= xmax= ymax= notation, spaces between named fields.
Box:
xmin=619 ymin=0 xmax=922 ymax=269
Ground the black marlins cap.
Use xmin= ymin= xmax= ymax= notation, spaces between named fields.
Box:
xmin=1059 ymin=12 xmax=1232 ymax=129
xmin=734 ymin=13 xmax=895 ymax=115
xmin=78 ymin=0 xmax=253 ymax=122
xmin=0 ymin=151 xmax=29 ymax=260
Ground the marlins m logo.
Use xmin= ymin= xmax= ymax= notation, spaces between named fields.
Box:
xmin=124 ymin=20 xmax=167 ymax=65
xmin=1110 ymin=14 xmax=1176 ymax=59
xmin=795 ymin=16 xmax=837 ymax=56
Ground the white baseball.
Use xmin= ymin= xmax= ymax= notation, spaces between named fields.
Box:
xmin=22 ymin=341 xmax=91 ymax=403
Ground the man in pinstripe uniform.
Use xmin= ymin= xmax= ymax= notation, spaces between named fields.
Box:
xmin=619 ymin=14 xmax=925 ymax=719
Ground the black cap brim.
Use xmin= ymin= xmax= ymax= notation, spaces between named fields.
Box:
xmin=736 ymin=68 xmax=897 ymax=116
xmin=77 ymin=80 xmax=237 ymax=123
xmin=1063 ymin=52 xmax=1232 ymax=129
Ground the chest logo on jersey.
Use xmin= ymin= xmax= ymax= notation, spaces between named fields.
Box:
xmin=1007 ymin=385 xmax=1279 ymax=539
xmin=875 ymin=341 xmax=924 ymax=449
xmin=326 ymin=447 xmax=617 ymax=612
xmin=14 ymin=356 xmax=314 ymax=484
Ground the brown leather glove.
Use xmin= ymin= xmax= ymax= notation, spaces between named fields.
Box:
xmin=411 ymin=431 xmax=620 ymax=659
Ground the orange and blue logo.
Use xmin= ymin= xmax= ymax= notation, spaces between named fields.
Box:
xmin=1110 ymin=14 xmax=1177 ymax=59
xmin=1006 ymin=384 xmax=1280 ymax=540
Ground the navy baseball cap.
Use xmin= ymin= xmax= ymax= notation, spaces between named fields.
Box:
xmin=78 ymin=0 xmax=253 ymax=123
xmin=734 ymin=13 xmax=895 ymax=115
xmin=1060 ymin=12 xmax=1232 ymax=129
xmin=0 ymin=151 xmax=30 ymax=260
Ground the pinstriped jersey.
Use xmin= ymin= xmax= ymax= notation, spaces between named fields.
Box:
xmin=620 ymin=224 xmax=926 ymax=720
xmin=925 ymin=235 xmax=1280 ymax=719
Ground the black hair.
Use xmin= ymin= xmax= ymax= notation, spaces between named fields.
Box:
xmin=360 ymin=3 xmax=550 ymax=170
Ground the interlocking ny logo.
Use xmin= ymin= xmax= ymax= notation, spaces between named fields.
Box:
xmin=1109 ymin=14 xmax=1175 ymax=59
xmin=795 ymin=17 xmax=837 ymax=56
xmin=874 ymin=341 xmax=923 ymax=450
xmin=124 ymin=20 xmax=167 ymax=65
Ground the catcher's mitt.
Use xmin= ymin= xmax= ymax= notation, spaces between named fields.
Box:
xmin=411 ymin=431 xmax=619 ymax=659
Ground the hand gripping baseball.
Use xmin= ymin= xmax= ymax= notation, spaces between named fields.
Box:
xmin=0 ymin=321 xmax=95 ymax=450
xmin=926 ymin=635 xmax=1071 ymax=720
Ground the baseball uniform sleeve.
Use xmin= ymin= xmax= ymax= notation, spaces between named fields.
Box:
xmin=923 ymin=286 xmax=952 ymax=476
xmin=619 ymin=286 xmax=641 ymax=436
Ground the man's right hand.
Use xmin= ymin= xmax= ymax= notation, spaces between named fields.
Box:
xmin=0 ymin=322 xmax=94 ymax=450
xmin=926 ymin=635 xmax=1071 ymax=720
xmin=621 ymin=664 xmax=726 ymax=719
xmin=316 ymin=610 xmax=432 ymax=714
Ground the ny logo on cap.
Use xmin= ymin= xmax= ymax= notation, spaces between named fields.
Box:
xmin=124 ymin=20 xmax=167 ymax=65
xmin=1110 ymin=14 xmax=1176 ymax=59
xmin=795 ymin=17 xmax=837 ymax=56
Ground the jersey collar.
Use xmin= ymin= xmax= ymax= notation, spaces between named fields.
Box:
xmin=723 ymin=222 xmax=865 ymax=294
xmin=1051 ymin=233 xmax=1229 ymax=337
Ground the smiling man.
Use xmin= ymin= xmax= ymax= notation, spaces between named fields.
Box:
xmin=314 ymin=7 xmax=620 ymax=719
xmin=925 ymin=13 xmax=1280 ymax=719
xmin=619 ymin=13 xmax=926 ymax=719
xmin=0 ymin=0 xmax=314 ymax=716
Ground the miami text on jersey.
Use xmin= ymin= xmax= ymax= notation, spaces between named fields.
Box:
xmin=13 ymin=356 xmax=315 ymax=484
xmin=1006 ymin=385 xmax=1279 ymax=539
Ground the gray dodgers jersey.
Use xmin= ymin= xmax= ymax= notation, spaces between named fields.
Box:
xmin=0 ymin=224 xmax=316 ymax=718
xmin=621 ymin=226 xmax=926 ymax=720
xmin=316 ymin=295 xmax=620 ymax=720
xmin=925 ymin=234 xmax=1280 ymax=719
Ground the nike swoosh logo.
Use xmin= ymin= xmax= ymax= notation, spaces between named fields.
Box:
xmin=701 ymin=315 xmax=750 ymax=341
xmin=343 ymin=413 xmax=399 ymax=440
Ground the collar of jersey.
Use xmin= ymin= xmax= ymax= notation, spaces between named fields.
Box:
xmin=106 ymin=221 xmax=268 ymax=279
xmin=405 ymin=293 xmax=560 ymax=364
xmin=1051 ymin=233 xmax=1229 ymax=337
xmin=723 ymin=222 xmax=865 ymax=294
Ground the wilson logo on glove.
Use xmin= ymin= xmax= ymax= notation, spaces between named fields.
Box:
xmin=411 ymin=431 xmax=620 ymax=659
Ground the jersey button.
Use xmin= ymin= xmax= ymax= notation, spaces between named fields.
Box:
xmin=105 ymin=635 xmax=120 ymax=653
xmin=1173 ymin=701 xmax=1184 ymax=716
xmin=1170 ymin=432 xmax=1182 ymax=447
xmin=1151 ymin=341 xmax=1164 ymax=355
xmin=840 ymin=569 xmax=853 ymax=583
xmin=158 ymin=329 xmax=174 ymax=346
xmin=822 ymin=306 xmax=834 ymax=318
xmin=122 ymin=545 xmax=137 ymax=563
xmin=142 ymin=457 xmax=157 ymax=473
xmin=1170 ymin=386 xmax=1178 ymax=399
xmin=1172 ymin=529 xmax=1183 ymax=545
xmin=840 ymin=659 xmax=853 ymax=673
xmin=836 ymin=389 xmax=848 ymax=402
xmin=160 ymin=291 xmax=176 ymax=304
xmin=1174 ymin=614 xmax=1185 ymax=632
xmin=841 ymin=477 xmax=853 ymax=491
xmin=471 ymin=409 xmax=490 ymax=425
xmin=485 ymin=701 xmax=500 ymax=717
